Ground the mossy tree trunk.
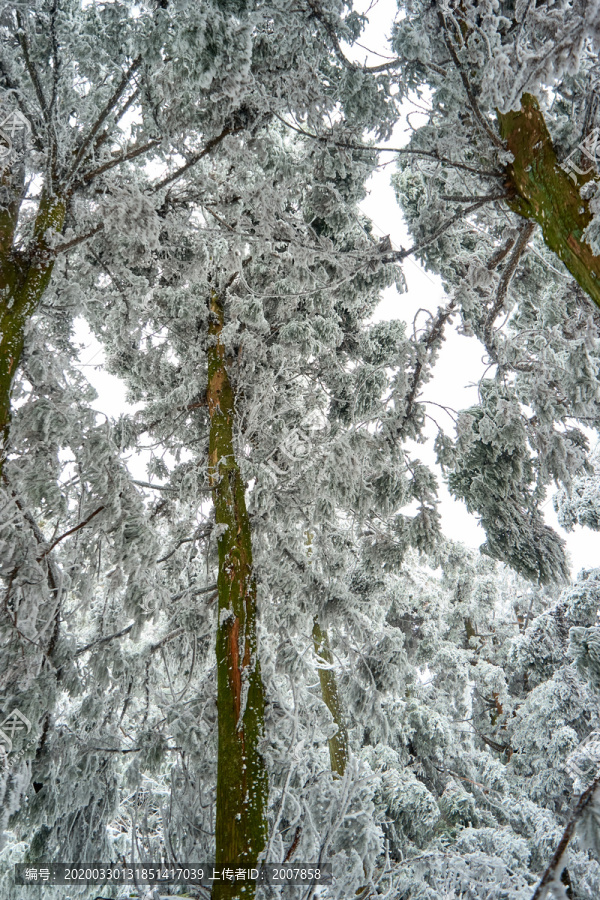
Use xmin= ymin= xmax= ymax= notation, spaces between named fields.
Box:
xmin=497 ymin=93 xmax=600 ymax=308
xmin=207 ymin=291 xmax=268 ymax=899
xmin=0 ymin=175 xmax=66 ymax=468
xmin=312 ymin=617 xmax=348 ymax=777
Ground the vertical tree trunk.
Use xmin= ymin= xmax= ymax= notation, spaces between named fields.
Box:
xmin=0 ymin=186 xmax=66 ymax=467
xmin=312 ymin=617 xmax=348 ymax=777
xmin=208 ymin=291 xmax=268 ymax=899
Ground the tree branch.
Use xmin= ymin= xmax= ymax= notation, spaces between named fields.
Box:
xmin=382 ymin=196 xmax=509 ymax=264
xmin=275 ymin=114 xmax=505 ymax=178
xmin=75 ymin=623 xmax=135 ymax=657
xmin=157 ymin=526 xmax=213 ymax=564
xmin=396 ymin=300 xmax=457 ymax=436
xmin=48 ymin=0 xmax=60 ymax=119
xmin=67 ymin=55 xmax=142 ymax=183
xmin=75 ymin=138 xmax=162 ymax=187
xmin=530 ymin=773 xmax=600 ymax=900
xmin=37 ymin=505 xmax=104 ymax=559
xmin=16 ymin=13 xmax=49 ymax=122
xmin=483 ymin=220 xmax=536 ymax=354
xmin=92 ymin=87 xmax=141 ymax=155
xmin=151 ymin=123 xmax=240 ymax=193
xmin=440 ymin=14 xmax=506 ymax=151
xmin=306 ymin=0 xmax=402 ymax=72
xmin=486 ymin=233 xmax=518 ymax=271
xmin=53 ymin=223 xmax=104 ymax=255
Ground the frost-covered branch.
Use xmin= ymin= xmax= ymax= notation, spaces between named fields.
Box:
xmin=67 ymin=55 xmax=143 ymax=183
xmin=75 ymin=137 xmax=162 ymax=187
xmin=15 ymin=12 xmax=49 ymax=122
xmin=74 ymin=623 xmax=135 ymax=657
xmin=37 ymin=504 xmax=105 ymax=559
xmin=530 ymin=773 xmax=600 ymax=900
xmin=151 ymin=123 xmax=241 ymax=193
xmin=483 ymin=220 xmax=536 ymax=358
xmin=440 ymin=13 xmax=506 ymax=152
xmin=382 ymin=196 xmax=510 ymax=265
xmin=276 ymin=115 xmax=505 ymax=178
xmin=396 ymin=300 xmax=456 ymax=438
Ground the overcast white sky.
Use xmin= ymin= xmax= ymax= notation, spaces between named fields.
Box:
xmin=74 ymin=0 xmax=599 ymax=579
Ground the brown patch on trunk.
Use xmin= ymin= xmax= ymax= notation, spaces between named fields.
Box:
xmin=228 ymin=616 xmax=242 ymax=723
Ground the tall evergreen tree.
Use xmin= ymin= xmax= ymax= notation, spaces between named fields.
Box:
xmin=3 ymin=2 xmax=600 ymax=900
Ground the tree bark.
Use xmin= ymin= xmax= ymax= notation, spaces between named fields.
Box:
xmin=312 ymin=617 xmax=348 ymax=777
xmin=0 ymin=182 xmax=66 ymax=467
xmin=208 ymin=291 xmax=268 ymax=899
xmin=497 ymin=93 xmax=600 ymax=308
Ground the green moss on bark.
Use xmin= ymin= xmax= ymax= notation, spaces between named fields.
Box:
xmin=0 ymin=188 xmax=66 ymax=466
xmin=208 ymin=292 xmax=268 ymax=899
xmin=497 ymin=94 xmax=600 ymax=308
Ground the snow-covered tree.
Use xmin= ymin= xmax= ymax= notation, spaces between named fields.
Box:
xmin=4 ymin=1 xmax=600 ymax=899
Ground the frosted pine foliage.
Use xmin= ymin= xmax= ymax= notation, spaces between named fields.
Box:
xmin=2 ymin=0 xmax=600 ymax=898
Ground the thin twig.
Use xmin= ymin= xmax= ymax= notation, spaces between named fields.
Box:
xmin=132 ymin=480 xmax=181 ymax=493
xmin=383 ymin=197 xmax=509 ymax=265
xmin=37 ymin=505 xmax=104 ymax=559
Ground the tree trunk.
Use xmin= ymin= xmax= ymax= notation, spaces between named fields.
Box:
xmin=208 ymin=291 xmax=268 ymax=899
xmin=497 ymin=93 xmax=600 ymax=308
xmin=0 ymin=185 xmax=66 ymax=467
xmin=312 ymin=617 xmax=348 ymax=777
